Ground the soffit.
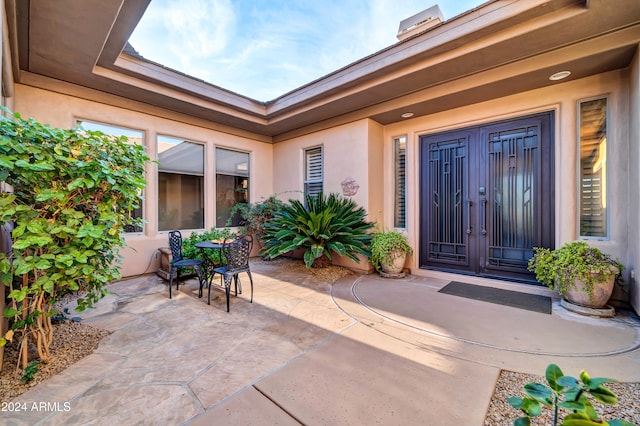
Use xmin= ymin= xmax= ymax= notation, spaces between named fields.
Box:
xmin=7 ymin=0 xmax=640 ymax=140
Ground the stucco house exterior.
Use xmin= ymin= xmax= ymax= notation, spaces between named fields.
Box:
xmin=1 ymin=0 xmax=639 ymax=314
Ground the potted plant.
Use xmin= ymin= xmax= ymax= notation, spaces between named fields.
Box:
xmin=527 ymin=241 xmax=623 ymax=308
xmin=370 ymin=230 xmax=413 ymax=275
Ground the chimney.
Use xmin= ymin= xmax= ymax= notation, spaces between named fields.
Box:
xmin=396 ymin=5 xmax=444 ymax=41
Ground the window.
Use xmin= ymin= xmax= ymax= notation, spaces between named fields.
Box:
xmin=216 ymin=148 xmax=249 ymax=227
xmin=304 ymin=146 xmax=323 ymax=198
xmin=393 ymin=136 xmax=407 ymax=229
xmin=579 ymin=97 xmax=608 ymax=238
xmin=157 ymin=136 xmax=204 ymax=231
xmin=76 ymin=120 xmax=145 ymax=233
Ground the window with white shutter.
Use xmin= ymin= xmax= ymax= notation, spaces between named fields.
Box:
xmin=304 ymin=146 xmax=323 ymax=198
xmin=579 ymin=97 xmax=608 ymax=238
xmin=393 ymin=136 xmax=407 ymax=229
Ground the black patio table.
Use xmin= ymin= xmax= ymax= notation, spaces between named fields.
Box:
xmin=194 ymin=241 xmax=224 ymax=297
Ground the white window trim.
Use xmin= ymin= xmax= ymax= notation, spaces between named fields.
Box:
xmin=577 ymin=95 xmax=610 ymax=240
xmin=304 ymin=145 xmax=323 ymax=198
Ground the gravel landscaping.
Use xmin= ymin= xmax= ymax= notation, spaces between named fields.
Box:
xmin=0 ymin=320 xmax=109 ymax=401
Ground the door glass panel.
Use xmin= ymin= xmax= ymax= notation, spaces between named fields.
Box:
xmin=426 ymin=137 xmax=468 ymax=265
xmin=486 ymin=125 xmax=539 ymax=271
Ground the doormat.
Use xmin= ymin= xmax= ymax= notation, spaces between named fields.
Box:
xmin=438 ymin=281 xmax=552 ymax=314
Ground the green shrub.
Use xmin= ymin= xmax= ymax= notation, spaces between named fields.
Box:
xmin=261 ymin=193 xmax=374 ymax=268
xmin=0 ymin=109 xmax=150 ymax=368
xmin=226 ymin=194 xmax=287 ymax=246
xmin=181 ymin=228 xmax=234 ymax=265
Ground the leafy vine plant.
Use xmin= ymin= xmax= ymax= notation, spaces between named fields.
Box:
xmin=0 ymin=109 xmax=150 ymax=370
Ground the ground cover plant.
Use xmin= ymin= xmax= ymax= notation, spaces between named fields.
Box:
xmin=0 ymin=109 xmax=150 ymax=371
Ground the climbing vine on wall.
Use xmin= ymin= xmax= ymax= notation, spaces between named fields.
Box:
xmin=0 ymin=109 xmax=150 ymax=369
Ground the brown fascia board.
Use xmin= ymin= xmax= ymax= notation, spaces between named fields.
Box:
xmin=262 ymin=0 xmax=585 ymax=118
xmin=110 ymin=54 xmax=267 ymax=117
xmin=100 ymin=0 xmax=583 ymax=124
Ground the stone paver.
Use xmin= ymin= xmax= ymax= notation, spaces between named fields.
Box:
xmin=5 ymin=260 xmax=640 ymax=425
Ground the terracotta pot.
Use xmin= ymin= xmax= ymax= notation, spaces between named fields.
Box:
xmin=381 ymin=250 xmax=406 ymax=274
xmin=563 ymin=270 xmax=617 ymax=308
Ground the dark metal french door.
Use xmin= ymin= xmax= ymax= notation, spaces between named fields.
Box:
xmin=419 ymin=112 xmax=554 ymax=282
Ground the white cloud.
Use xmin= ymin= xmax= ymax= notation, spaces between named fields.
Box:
xmin=129 ymin=0 xmax=485 ymax=101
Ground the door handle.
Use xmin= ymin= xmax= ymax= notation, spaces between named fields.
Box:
xmin=466 ymin=200 xmax=472 ymax=235
xmin=480 ymin=198 xmax=487 ymax=235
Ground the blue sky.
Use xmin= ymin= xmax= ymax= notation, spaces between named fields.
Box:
xmin=128 ymin=1 xmax=486 ymax=101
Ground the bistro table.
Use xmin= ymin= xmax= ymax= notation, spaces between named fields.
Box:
xmin=194 ymin=241 xmax=224 ymax=298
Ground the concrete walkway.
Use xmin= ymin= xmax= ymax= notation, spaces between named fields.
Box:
xmin=5 ymin=260 xmax=640 ymax=425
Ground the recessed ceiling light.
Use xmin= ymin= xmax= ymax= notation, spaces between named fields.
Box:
xmin=401 ymin=112 xmax=414 ymax=118
xmin=549 ymin=71 xmax=571 ymax=81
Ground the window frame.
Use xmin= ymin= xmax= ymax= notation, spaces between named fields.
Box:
xmin=304 ymin=145 xmax=323 ymax=199
xmin=156 ymin=134 xmax=206 ymax=232
xmin=215 ymin=147 xmax=250 ymax=228
xmin=577 ymin=95 xmax=610 ymax=240
xmin=393 ymin=135 xmax=407 ymax=230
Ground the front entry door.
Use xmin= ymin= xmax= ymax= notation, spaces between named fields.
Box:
xmin=419 ymin=112 xmax=554 ymax=282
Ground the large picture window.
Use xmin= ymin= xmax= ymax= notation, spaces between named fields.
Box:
xmin=579 ymin=97 xmax=608 ymax=238
xmin=304 ymin=146 xmax=323 ymax=199
xmin=76 ymin=120 xmax=145 ymax=233
xmin=157 ymin=135 xmax=204 ymax=231
xmin=216 ymin=148 xmax=249 ymax=227
xmin=393 ymin=136 xmax=407 ymax=229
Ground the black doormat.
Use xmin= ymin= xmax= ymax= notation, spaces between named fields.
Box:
xmin=438 ymin=281 xmax=552 ymax=314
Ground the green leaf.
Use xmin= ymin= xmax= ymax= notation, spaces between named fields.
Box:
xmin=513 ymin=417 xmax=531 ymax=426
xmin=585 ymin=377 xmax=617 ymax=390
xmin=608 ymin=420 xmax=637 ymax=426
xmin=557 ymin=376 xmax=579 ymax=388
xmin=562 ymin=417 xmax=607 ymax=426
xmin=558 ymin=401 xmax=586 ymax=411
xmin=546 ymin=363 xmax=565 ymax=392
xmin=589 ymin=386 xmax=618 ymax=405
xmin=523 ymin=383 xmax=553 ymax=403
xmin=507 ymin=396 xmax=524 ymax=409
xmin=14 ymin=159 xmax=55 ymax=171
xmin=3 ymin=307 xmax=19 ymax=318
xmin=35 ymin=259 xmax=52 ymax=269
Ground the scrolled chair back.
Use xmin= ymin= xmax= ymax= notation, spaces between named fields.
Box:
xmin=222 ymin=234 xmax=253 ymax=270
xmin=168 ymin=230 xmax=185 ymax=263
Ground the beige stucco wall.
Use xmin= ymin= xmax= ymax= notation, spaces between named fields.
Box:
xmin=629 ymin=46 xmax=640 ymax=313
xmin=383 ymin=70 xmax=633 ymax=291
xmin=13 ymin=84 xmax=274 ymax=277
xmin=273 ymin=119 xmax=382 ymax=222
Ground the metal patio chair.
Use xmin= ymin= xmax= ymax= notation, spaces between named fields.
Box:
xmin=168 ymin=230 xmax=204 ymax=299
xmin=211 ymin=233 xmax=254 ymax=312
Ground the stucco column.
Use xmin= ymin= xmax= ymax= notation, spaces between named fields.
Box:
xmin=557 ymin=101 xmax=578 ymax=245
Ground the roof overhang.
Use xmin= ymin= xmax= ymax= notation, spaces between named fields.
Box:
xmin=5 ymin=0 xmax=640 ymax=141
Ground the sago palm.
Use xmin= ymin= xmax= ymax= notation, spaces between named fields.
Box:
xmin=261 ymin=193 xmax=373 ymax=268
